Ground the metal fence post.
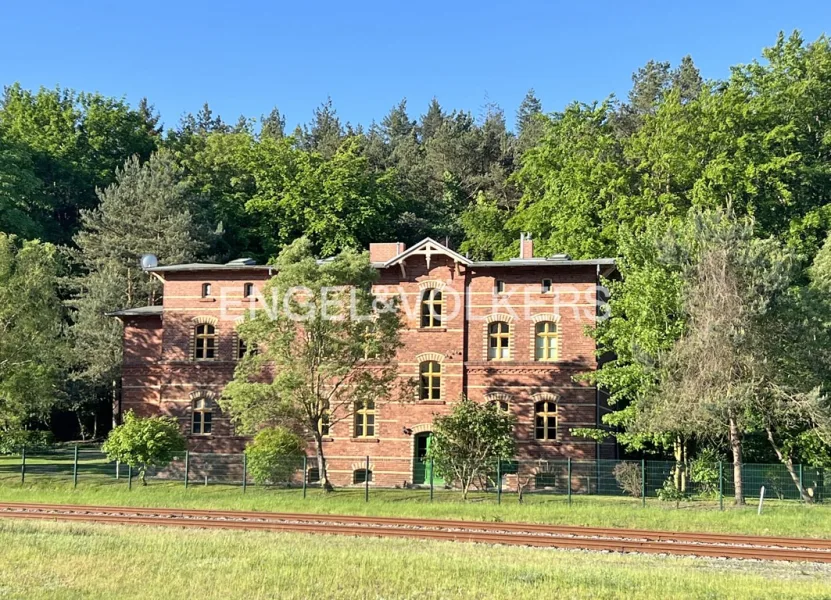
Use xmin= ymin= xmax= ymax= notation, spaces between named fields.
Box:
xmin=496 ymin=459 xmax=502 ymax=505
xmin=302 ymin=455 xmax=307 ymax=499
xmin=364 ymin=456 xmax=370 ymax=503
xmin=73 ymin=445 xmax=79 ymax=488
xmin=184 ymin=451 xmax=189 ymax=489
xmin=819 ymin=468 xmax=825 ymax=504
xmin=20 ymin=446 xmax=25 ymax=484
xmin=128 ymin=464 xmax=132 ymax=490
xmin=719 ymin=461 xmax=724 ymax=511
xmin=429 ymin=458 xmax=434 ymax=502
xmin=242 ymin=452 xmax=247 ymax=494
xmin=567 ymin=458 xmax=572 ymax=506
xmin=641 ymin=459 xmax=646 ymax=507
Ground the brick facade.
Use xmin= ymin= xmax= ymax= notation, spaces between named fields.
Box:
xmin=114 ymin=238 xmax=616 ymax=486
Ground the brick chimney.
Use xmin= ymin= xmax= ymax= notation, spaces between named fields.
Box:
xmin=369 ymin=242 xmax=407 ymax=263
xmin=519 ymin=233 xmax=534 ymax=259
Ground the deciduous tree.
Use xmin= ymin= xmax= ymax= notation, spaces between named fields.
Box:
xmin=221 ymin=238 xmax=404 ymax=491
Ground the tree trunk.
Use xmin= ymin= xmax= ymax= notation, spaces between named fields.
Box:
xmin=76 ymin=412 xmax=87 ymax=441
xmin=765 ymin=427 xmax=812 ymax=503
xmin=673 ymin=437 xmax=687 ymax=492
xmin=729 ymin=415 xmax=744 ymax=505
xmin=313 ymin=432 xmax=333 ymax=492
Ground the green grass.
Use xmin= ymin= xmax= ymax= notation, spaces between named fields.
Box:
xmin=2 ymin=476 xmax=831 ymax=539
xmin=0 ymin=519 xmax=829 ymax=599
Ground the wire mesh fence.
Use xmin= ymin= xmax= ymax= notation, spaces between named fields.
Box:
xmin=1 ymin=448 xmax=827 ymax=507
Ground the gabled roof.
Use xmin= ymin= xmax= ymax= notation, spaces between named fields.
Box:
xmin=380 ymin=237 xmax=471 ymax=269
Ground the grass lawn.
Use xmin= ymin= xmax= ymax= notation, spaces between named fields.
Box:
xmin=1 ymin=519 xmax=830 ymax=600
xmin=2 ymin=476 xmax=831 ymax=539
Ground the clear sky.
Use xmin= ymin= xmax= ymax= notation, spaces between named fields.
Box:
xmin=1 ymin=0 xmax=829 ymax=132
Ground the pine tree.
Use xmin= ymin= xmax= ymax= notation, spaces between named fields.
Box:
xmin=420 ymin=98 xmax=445 ymax=141
xmin=295 ymin=97 xmax=343 ymax=158
xmin=260 ymin=107 xmax=286 ymax=139
xmin=381 ymin=99 xmax=416 ymax=141
xmin=69 ymin=151 xmax=207 ymax=428
xmin=516 ymin=89 xmax=544 ymax=154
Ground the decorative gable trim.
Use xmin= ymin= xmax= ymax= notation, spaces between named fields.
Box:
xmin=383 ymin=237 xmax=471 ymax=270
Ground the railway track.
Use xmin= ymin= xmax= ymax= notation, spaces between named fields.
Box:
xmin=1 ymin=502 xmax=829 ymax=563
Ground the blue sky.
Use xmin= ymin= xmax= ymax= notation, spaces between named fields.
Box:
xmin=1 ymin=1 xmax=829 ymax=132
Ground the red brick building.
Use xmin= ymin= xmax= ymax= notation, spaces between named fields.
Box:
xmin=111 ymin=237 xmax=616 ymax=486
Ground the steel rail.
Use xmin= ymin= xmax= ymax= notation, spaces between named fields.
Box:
xmin=1 ymin=502 xmax=829 ymax=563
xmin=1 ymin=501 xmax=829 ymax=551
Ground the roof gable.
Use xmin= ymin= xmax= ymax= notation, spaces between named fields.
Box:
xmin=382 ymin=237 xmax=471 ymax=269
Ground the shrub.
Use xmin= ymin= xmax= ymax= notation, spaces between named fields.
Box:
xmin=0 ymin=430 xmax=53 ymax=455
xmin=689 ymin=448 xmax=722 ymax=497
xmin=245 ymin=427 xmax=305 ymax=486
xmin=613 ymin=461 xmax=643 ymax=498
xmin=427 ymin=396 xmax=515 ymax=499
xmin=102 ymin=412 xmax=186 ymax=485
xmin=657 ymin=476 xmax=689 ymax=506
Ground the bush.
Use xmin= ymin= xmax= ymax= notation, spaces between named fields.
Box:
xmin=245 ymin=427 xmax=305 ymax=486
xmin=0 ymin=430 xmax=53 ymax=455
xmin=657 ymin=476 xmax=690 ymax=506
xmin=689 ymin=448 xmax=722 ymax=497
xmin=613 ymin=461 xmax=643 ymax=498
xmin=427 ymin=397 xmax=515 ymax=499
xmin=102 ymin=412 xmax=186 ymax=485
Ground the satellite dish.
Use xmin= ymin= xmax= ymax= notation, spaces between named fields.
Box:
xmin=140 ymin=254 xmax=159 ymax=270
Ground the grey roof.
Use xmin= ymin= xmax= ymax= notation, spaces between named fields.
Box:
xmin=106 ymin=305 xmax=163 ymax=317
xmin=470 ymin=258 xmax=616 ymax=268
xmin=146 ymin=263 xmax=274 ymax=273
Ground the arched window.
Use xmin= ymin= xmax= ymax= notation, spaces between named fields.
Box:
xmin=534 ymin=400 xmax=557 ymax=441
xmin=201 ymin=283 xmax=212 ymax=298
xmin=194 ymin=324 xmax=217 ymax=360
xmin=419 ymin=361 xmax=441 ymax=400
xmin=353 ymin=469 xmax=373 ymax=484
xmin=420 ymin=289 xmax=443 ymax=328
xmin=354 ymin=400 xmax=375 ymax=438
xmin=488 ymin=321 xmax=511 ymax=360
xmin=535 ymin=321 xmax=559 ymax=361
xmin=192 ymin=397 xmax=212 ymax=435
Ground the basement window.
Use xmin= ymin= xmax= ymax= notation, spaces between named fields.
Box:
xmin=353 ymin=469 xmax=373 ymax=484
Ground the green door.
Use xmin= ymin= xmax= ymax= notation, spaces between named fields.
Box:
xmin=414 ymin=433 xmax=443 ymax=486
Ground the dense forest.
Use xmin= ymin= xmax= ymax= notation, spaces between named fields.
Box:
xmin=3 ymin=32 xmax=831 ymax=495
